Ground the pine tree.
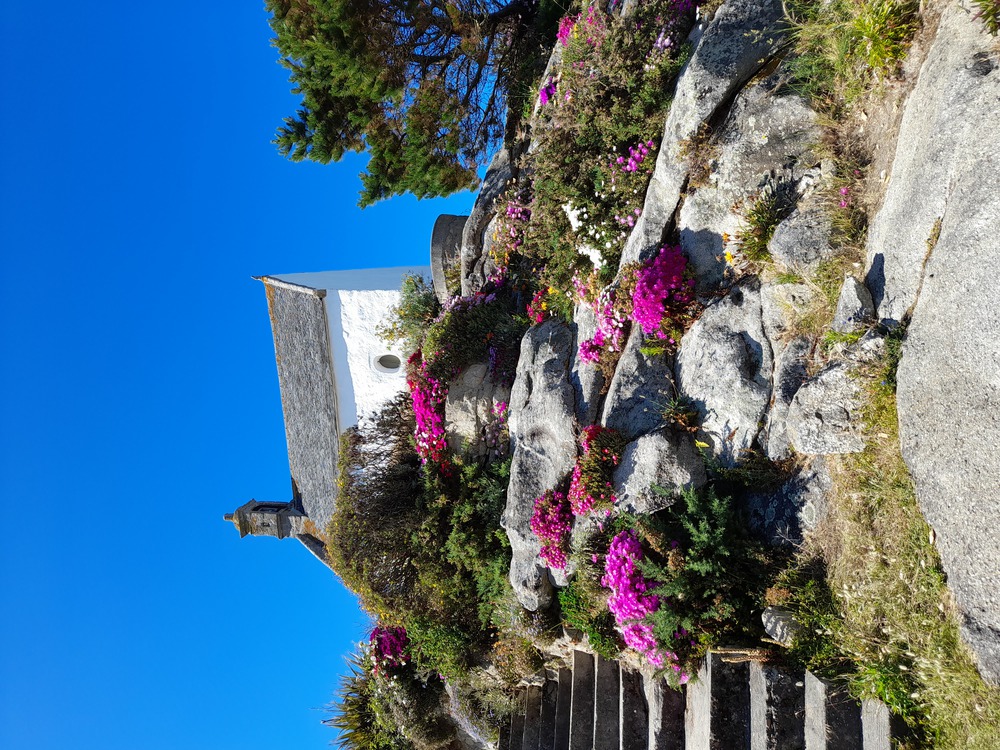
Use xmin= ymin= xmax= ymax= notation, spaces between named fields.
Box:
xmin=265 ymin=0 xmax=538 ymax=205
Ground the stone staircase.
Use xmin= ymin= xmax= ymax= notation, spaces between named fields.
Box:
xmin=499 ymin=650 xmax=898 ymax=750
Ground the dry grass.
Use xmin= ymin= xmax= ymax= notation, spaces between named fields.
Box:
xmin=793 ymin=345 xmax=1000 ymax=747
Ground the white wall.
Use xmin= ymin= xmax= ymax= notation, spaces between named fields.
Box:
xmin=273 ymin=267 xmax=431 ymax=429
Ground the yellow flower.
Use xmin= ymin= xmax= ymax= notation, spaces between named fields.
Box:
xmin=695 ymin=440 xmax=710 ymax=449
xmin=724 ymin=251 xmax=734 ymax=264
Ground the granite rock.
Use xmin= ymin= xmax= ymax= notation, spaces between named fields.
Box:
xmin=675 ymin=279 xmax=773 ymax=466
xmin=444 ymin=363 xmax=511 ymax=457
xmin=892 ymin=0 xmax=1000 ymax=686
xmin=600 ymin=325 xmax=676 ymax=441
xmin=832 ymin=276 xmax=875 ymax=333
xmin=503 ymin=319 xmax=579 ymax=610
xmin=613 ymin=429 xmax=707 ymax=514
xmin=620 ymin=0 xmax=787 ymax=268
xmin=768 ymin=200 xmax=834 ymax=275
xmin=679 ymin=74 xmax=820 ymax=287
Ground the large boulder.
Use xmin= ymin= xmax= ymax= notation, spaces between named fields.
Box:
xmin=744 ymin=457 xmax=832 ymax=545
xmin=613 ymin=429 xmax=707 ymax=515
xmin=503 ymin=320 xmax=579 ymax=610
xmin=675 ymin=279 xmax=773 ymax=466
xmin=892 ymin=0 xmax=1000 ymax=685
xmin=768 ymin=199 xmax=835 ymax=275
xmin=569 ymin=302 xmax=607 ymax=427
xmin=678 ymin=73 xmax=821 ymax=287
xmin=864 ymin=0 xmax=1000 ymax=323
xmin=444 ymin=363 xmax=511 ymax=457
xmin=600 ymin=325 xmax=676 ymax=441
xmin=620 ymin=0 xmax=787 ymax=268
xmin=461 ymin=148 xmax=515 ymax=295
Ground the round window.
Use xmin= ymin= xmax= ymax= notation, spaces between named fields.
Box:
xmin=375 ymin=354 xmax=401 ymax=372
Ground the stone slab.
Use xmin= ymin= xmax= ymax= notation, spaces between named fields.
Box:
xmin=749 ymin=662 xmax=805 ymax=750
xmin=570 ymin=651 xmax=596 ymax=750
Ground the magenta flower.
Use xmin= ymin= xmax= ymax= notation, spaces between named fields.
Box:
xmin=632 ymin=244 xmax=693 ymax=338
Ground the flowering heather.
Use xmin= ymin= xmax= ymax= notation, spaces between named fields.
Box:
xmin=526 ymin=289 xmax=550 ymax=325
xmin=370 ymin=624 xmax=409 ymax=676
xmin=631 ymin=245 xmax=694 ymax=340
xmin=578 ymin=287 xmax=629 ymax=363
xmin=557 ymin=14 xmax=576 ymax=46
xmin=613 ymin=139 xmax=655 ymax=174
xmin=539 ymin=77 xmax=558 ymax=106
xmin=568 ymin=426 xmax=625 ymax=515
xmin=557 ymin=5 xmax=607 ymax=50
xmin=491 ymin=192 xmax=531 ymax=273
xmin=531 ymin=490 xmax=573 ymax=569
xmin=601 ymin=531 xmax=686 ymax=677
xmin=407 ymin=353 xmax=448 ymax=464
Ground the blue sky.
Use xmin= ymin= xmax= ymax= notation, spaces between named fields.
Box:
xmin=0 ymin=3 xmax=476 ymax=748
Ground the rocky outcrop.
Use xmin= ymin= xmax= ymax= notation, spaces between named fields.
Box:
xmin=600 ymin=326 xmax=677 ymax=441
xmin=889 ymin=0 xmax=1000 ymax=686
xmin=444 ymin=363 xmax=511 ymax=457
xmin=569 ymin=302 xmax=606 ymax=427
xmin=613 ymin=429 xmax=707 ymax=514
xmin=503 ymin=320 xmax=579 ymax=610
xmin=768 ymin=199 xmax=835 ymax=275
xmin=461 ymin=148 xmax=514 ymax=295
xmin=621 ymin=0 xmax=787 ymax=268
xmin=864 ymin=0 xmax=1000 ymax=323
xmin=678 ymin=71 xmax=821 ymax=287
xmin=832 ymin=276 xmax=875 ymax=333
xmin=676 ymin=279 xmax=772 ymax=466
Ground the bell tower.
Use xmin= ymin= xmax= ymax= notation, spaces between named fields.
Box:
xmin=224 ymin=500 xmax=298 ymax=539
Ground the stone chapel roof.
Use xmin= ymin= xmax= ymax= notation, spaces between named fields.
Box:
xmin=261 ymin=277 xmax=340 ymax=532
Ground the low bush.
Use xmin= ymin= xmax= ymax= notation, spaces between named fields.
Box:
xmin=328 ymin=396 xmax=514 ymax=681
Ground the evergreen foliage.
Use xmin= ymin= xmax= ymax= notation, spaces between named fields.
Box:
xmin=265 ymin=0 xmax=540 ymax=205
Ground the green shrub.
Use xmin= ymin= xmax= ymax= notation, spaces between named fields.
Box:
xmin=557 ymin=581 xmax=622 ymax=660
xmin=420 ymin=291 xmax=526 ymax=385
xmin=638 ymin=487 xmax=780 ymax=662
xmin=328 ymin=397 xmax=514 ymax=680
xmin=378 ymin=274 xmax=441 ymax=355
xmin=516 ymin=0 xmax=693 ymax=295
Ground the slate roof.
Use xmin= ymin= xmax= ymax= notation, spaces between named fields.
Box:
xmin=262 ymin=278 xmax=339 ymax=532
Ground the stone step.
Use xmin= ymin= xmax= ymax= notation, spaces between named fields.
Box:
xmin=538 ymin=678 xmax=559 ymax=750
xmin=594 ymin=655 xmax=621 ymax=750
xmin=621 ymin=668 xmax=651 ymax=750
xmin=553 ymin=668 xmax=573 ymax=750
xmin=510 ymin=699 xmax=526 ymax=750
xmin=685 ymin=653 xmax=751 ymax=750
xmin=522 ymin=684 xmax=542 ymax=750
xmin=803 ymin=672 xmax=862 ymax=750
xmin=645 ymin=674 xmax=685 ymax=750
xmin=499 ymin=719 xmax=511 ymax=750
xmin=862 ymin=698 xmax=905 ymax=750
xmin=749 ymin=661 xmax=805 ymax=750
xmin=569 ymin=650 xmax=596 ymax=750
